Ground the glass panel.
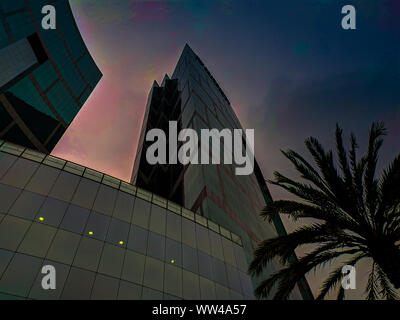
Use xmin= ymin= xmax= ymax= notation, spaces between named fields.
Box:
xmin=91 ymin=274 xmax=119 ymax=300
xmin=143 ymin=256 xmax=164 ymax=292
xmin=0 ymin=152 xmax=18 ymax=179
xmin=132 ymin=198 xmax=151 ymax=229
xmin=25 ymin=165 xmax=60 ymax=196
xmin=209 ymin=230 xmax=224 ymax=261
xmin=73 ymin=237 xmax=103 ymax=272
xmin=166 ymin=211 xmax=181 ymax=242
xmin=196 ymin=224 xmax=211 ymax=254
xmin=149 ymin=204 xmax=166 ymax=235
xmin=18 ymin=223 xmax=57 ymax=258
xmin=0 ymin=216 xmax=30 ymax=251
xmin=0 ymin=253 xmax=41 ymax=298
xmin=182 ymin=244 xmax=198 ymax=274
xmin=142 ymin=287 xmax=163 ymax=300
xmin=182 ymin=270 xmax=200 ymax=300
xmin=35 ymin=197 xmax=68 ymax=227
xmin=84 ymin=211 xmax=110 ymax=241
xmin=98 ymin=243 xmax=124 ymax=278
xmin=198 ymin=251 xmax=214 ymax=281
xmin=199 ymin=276 xmax=216 ymax=300
xmin=60 ymin=204 xmax=90 ymax=234
xmin=233 ymin=244 xmax=248 ymax=273
xmin=212 ymin=257 xmax=228 ymax=287
xmin=165 ymin=238 xmax=182 ymax=268
xmin=121 ymin=250 xmax=145 ymax=285
xmin=92 ymin=185 xmax=118 ymax=216
xmin=127 ymin=225 xmax=148 ymax=255
xmin=226 ymin=264 xmax=242 ymax=293
xmin=239 ymin=271 xmax=254 ymax=299
xmin=112 ymin=192 xmax=135 ymax=223
xmin=106 ymin=218 xmax=130 ymax=246
xmin=215 ymin=283 xmax=231 ymax=300
xmin=0 ymin=183 xmax=21 ymax=213
xmin=118 ymin=281 xmax=142 ymax=300
xmin=49 ymin=171 xmax=80 ymax=202
xmin=147 ymin=232 xmax=165 ymax=261
xmin=164 ymin=264 xmax=182 ymax=298
xmin=1 ymin=157 xmax=39 ymax=189
xmin=70 ymin=179 xmax=100 ymax=210
xmin=9 ymin=190 xmax=45 ymax=220
xmin=61 ymin=267 xmax=96 ymax=300
xmin=182 ymin=218 xmax=196 ymax=248
xmin=0 ymin=249 xmax=13 ymax=277
xmin=46 ymin=230 xmax=81 ymax=265
xmin=221 ymin=237 xmax=236 ymax=267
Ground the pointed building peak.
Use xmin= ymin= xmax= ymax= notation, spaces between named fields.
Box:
xmin=161 ymin=74 xmax=170 ymax=87
xmin=152 ymin=80 xmax=159 ymax=88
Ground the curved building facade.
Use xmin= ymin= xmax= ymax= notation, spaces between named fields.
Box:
xmin=0 ymin=0 xmax=102 ymax=153
xmin=0 ymin=141 xmax=254 ymax=300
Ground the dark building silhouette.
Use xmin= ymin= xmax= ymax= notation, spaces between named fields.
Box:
xmin=132 ymin=44 xmax=313 ymax=299
xmin=0 ymin=0 xmax=101 ymax=153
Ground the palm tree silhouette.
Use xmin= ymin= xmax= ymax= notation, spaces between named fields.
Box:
xmin=249 ymin=122 xmax=400 ymax=300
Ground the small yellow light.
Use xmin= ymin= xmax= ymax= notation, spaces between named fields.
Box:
xmin=39 ymin=217 xmax=44 ymax=221
xmin=119 ymin=241 xmax=124 ymax=245
xmin=88 ymin=231 xmax=94 ymax=235
xmin=171 ymin=260 xmax=175 ymax=264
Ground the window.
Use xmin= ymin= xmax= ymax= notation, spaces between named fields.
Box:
xmin=9 ymin=190 xmax=45 ymax=220
xmin=18 ymin=222 xmax=56 ymax=258
xmin=121 ymin=250 xmax=145 ymax=285
xmin=0 ymin=253 xmax=41 ymax=298
xmin=60 ymin=204 xmax=90 ymax=234
xmin=46 ymin=230 xmax=81 ymax=265
xmin=91 ymin=274 xmax=119 ymax=300
xmin=73 ymin=237 xmax=103 ymax=272
xmin=61 ymin=267 xmax=95 ymax=300
xmin=98 ymin=243 xmax=124 ymax=278
xmin=127 ymin=225 xmax=148 ymax=255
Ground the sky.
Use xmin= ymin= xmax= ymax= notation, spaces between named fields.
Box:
xmin=53 ymin=0 xmax=400 ymax=299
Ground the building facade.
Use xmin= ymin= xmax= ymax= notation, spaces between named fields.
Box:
xmin=0 ymin=141 xmax=254 ymax=300
xmin=0 ymin=0 xmax=102 ymax=153
xmin=133 ymin=45 xmax=313 ymax=299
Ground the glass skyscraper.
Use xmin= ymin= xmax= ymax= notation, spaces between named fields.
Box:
xmin=0 ymin=0 xmax=102 ymax=153
xmin=133 ymin=44 xmax=313 ymax=299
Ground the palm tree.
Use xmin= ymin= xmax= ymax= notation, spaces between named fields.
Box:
xmin=249 ymin=122 xmax=400 ymax=300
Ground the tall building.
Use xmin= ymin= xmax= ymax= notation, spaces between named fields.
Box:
xmin=0 ymin=0 xmax=102 ymax=153
xmin=133 ymin=44 xmax=313 ymax=299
